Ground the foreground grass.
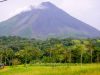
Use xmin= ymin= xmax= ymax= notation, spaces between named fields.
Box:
xmin=0 ymin=63 xmax=100 ymax=75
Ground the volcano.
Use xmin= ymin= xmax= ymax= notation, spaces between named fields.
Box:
xmin=0 ymin=2 xmax=100 ymax=38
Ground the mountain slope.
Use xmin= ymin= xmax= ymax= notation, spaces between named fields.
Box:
xmin=0 ymin=2 xmax=100 ymax=38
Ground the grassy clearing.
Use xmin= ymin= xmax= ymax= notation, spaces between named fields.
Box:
xmin=0 ymin=63 xmax=100 ymax=75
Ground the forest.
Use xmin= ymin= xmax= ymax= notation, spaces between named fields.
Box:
xmin=0 ymin=36 xmax=100 ymax=66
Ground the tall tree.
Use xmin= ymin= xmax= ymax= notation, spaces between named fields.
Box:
xmin=75 ymin=44 xmax=86 ymax=65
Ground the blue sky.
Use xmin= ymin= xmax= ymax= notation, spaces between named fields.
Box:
xmin=0 ymin=0 xmax=100 ymax=30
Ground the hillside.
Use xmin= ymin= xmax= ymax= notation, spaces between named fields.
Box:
xmin=0 ymin=2 xmax=100 ymax=38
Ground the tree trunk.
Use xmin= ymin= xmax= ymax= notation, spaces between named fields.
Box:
xmin=91 ymin=49 xmax=93 ymax=63
xmin=97 ymin=54 xmax=99 ymax=63
xmin=5 ymin=57 xmax=6 ymax=65
xmin=24 ymin=56 xmax=27 ymax=67
xmin=81 ymin=53 xmax=83 ymax=66
xmin=69 ymin=49 xmax=72 ymax=63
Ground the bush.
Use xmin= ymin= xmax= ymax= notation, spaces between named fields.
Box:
xmin=12 ymin=58 xmax=21 ymax=66
xmin=30 ymin=60 xmax=42 ymax=65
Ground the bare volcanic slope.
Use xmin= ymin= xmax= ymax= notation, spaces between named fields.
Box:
xmin=0 ymin=2 xmax=100 ymax=38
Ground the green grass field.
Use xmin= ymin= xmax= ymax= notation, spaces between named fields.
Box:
xmin=0 ymin=63 xmax=100 ymax=75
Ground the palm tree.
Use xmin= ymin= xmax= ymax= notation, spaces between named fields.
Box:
xmin=87 ymin=40 xmax=93 ymax=63
xmin=68 ymin=47 xmax=72 ymax=63
xmin=76 ymin=44 xmax=86 ymax=66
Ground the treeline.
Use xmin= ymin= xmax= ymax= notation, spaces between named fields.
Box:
xmin=0 ymin=36 xmax=100 ymax=66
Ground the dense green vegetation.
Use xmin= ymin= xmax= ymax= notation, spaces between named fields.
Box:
xmin=0 ymin=36 xmax=100 ymax=66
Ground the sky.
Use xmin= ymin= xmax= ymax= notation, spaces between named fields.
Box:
xmin=0 ymin=0 xmax=100 ymax=30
